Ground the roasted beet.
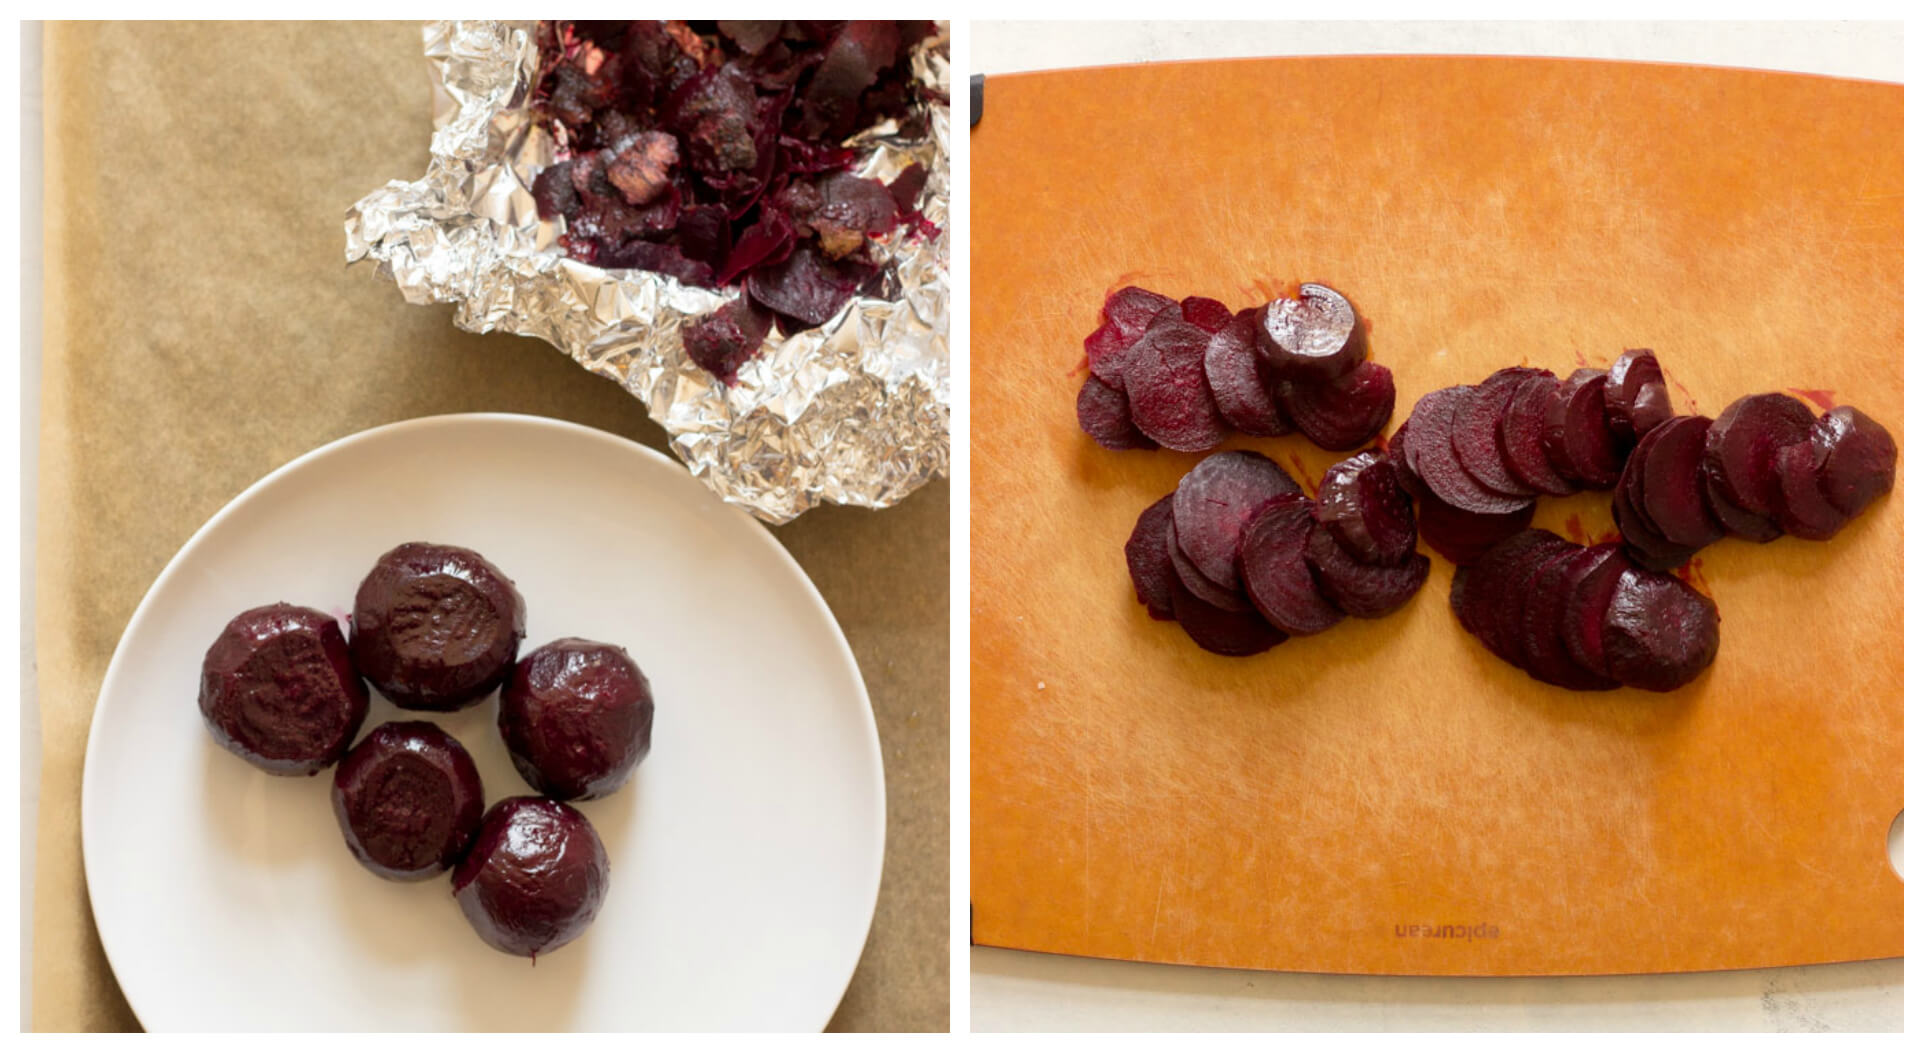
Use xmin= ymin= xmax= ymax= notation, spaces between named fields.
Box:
xmin=1449 ymin=529 xmax=1566 ymax=665
xmin=500 ymin=638 xmax=656 ymax=801
xmin=1604 ymin=349 xmax=1672 ymax=443
xmin=1077 ymin=374 xmax=1157 ymax=451
xmin=1237 ymin=494 xmax=1345 ymax=636
xmin=1601 ymin=565 xmax=1720 ymax=692
xmin=1611 ymin=441 xmax=1698 ymax=571
xmin=1636 ymin=415 xmax=1724 ymax=550
xmin=1180 ymin=296 xmax=1235 ymax=334
xmin=1703 ymin=393 xmax=1817 ymax=520
xmin=1404 ymin=387 xmax=1535 ymax=515
xmin=1202 ymin=312 xmax=1292 ymax=437
xmin=1303 ymin=523 xmax=1430 ymax=618
xmin=350 ymin=542 xmax=526 ymax=712
xmin=1452 ymin=368 xmax=1543 ymax=497
xmin=1542 ymin=368 xmax=1623 ymax=489
xmin=1417 ymin=492 xmax=1536 ymax=565
xmin=1257 ymin=282 xmax=1367 ymax=381
xmin=1125 ymin=495 xmax=1181 ymax=620
xmin=1497 ymin=372 xmax=1580 ymax=496
xmin=1315 ymin=450 xmax=1416 ymax=566
xmin=1085 ymin=287 xmax=1182 ymax=386
xmin=1559 ymin=543 xmax=1632 ymax=681
xmin=1771 ymin=440 xmax=1851 ymax=540
xmin=199 ymin=604 xmax=369 ymax=776
xmin=744 ymin=245 xmax=868 ymax=328
xmin=1813 ymin=406 xmax=1897 ymax=518
xmin=331 ymin=721 xmax=484 ymax=881
xmin=453 ymin=797 xmax=610 ymax=960
xmin=1173 ymin=450 xmax=1301 ymax=591
xmin=680 ymin=295 xmax=775 ymax=385
xmin=1167 ymin=520 xmax=1252 ymax=613
xmin=1520 ymin=547 xmax=1619 ymax=690
xmin=1488 ymin=533 xmax=1579 ymax=668
xmin=1124 ymin=319 xmax=1229 ymax=452
xmin=1277 ymin=361 xmax=1396 ymax=451
xmin=1168 ymin=574 xmax=1288 ymax=657
xmin=1386 ymin=423 xmax=1424 ymax=497
xmin=1705 ymin=476 xmax=1785 ymax=543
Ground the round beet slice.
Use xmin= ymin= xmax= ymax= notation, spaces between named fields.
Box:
xmin=1203 ymin=312 xmax=1292 ymax=437
xmin=1123 ymin=319 xmax=1229 ymax=452
xmin=1636 ymin=415 xmax=1724 ymax=550
xmin=1771 ymin=441 xmax=1851 ymax=540
xmin=1542 ymin=368 xmax=1623 ymax=489
xmin=1559 ymin=543 xmax=1633 ymax=681
xmin=1238 ymin=494 xmax=1345 ymax=636
xmin=351 ymin=542 xmax=526 ymax=712
xmin=1703 ymin=393 xmax=1817 ymax=520
xmin=1086 ymin=287 xmax=1176 ymax=385
xmin=453 ymin=797 xmax=610 ymax=960
xmin=331 ymin=721 xmax=485 ymax=880
xmin=200 ymin=603 xmax=370 ymax=776
xmin=1169 ymin=575 xmax=1289 ymax=657
xmin=1277 ymin=361 xmax=1396 ymax=451
xmin=1611 ymin=443 xmax=1698 ymax=571
xmin=1181 ymin=295 xmax=1236 ymax=334
xmin=1705 ymin=477 xmax=1785 ymax=543
xmin=1489 ymin=533 xmax=1580 ymax=668
xmin=1167 ymin=519 xmax=1252 ymax=612
xmin=1125 ymin=495 xmax=1182 ymax=620
xmin=1084 ymin=321 xmax=1137 ymax=387
xmin=1498 ymin=373 xmax=1581 ymax=496
xmin=1518 ymin=547 xmax=1617 ymax=690
xmin=1814 ymin=406 xmax=1897 ymax=518
xmin=1173 ymin=450 xmax=1300 ymax=591
xmin=1304 ymin=523 xmax=1430 ymax=618
xmin=1077 ymin=374 xmax=1156 ymax=451
xmin=1451 ymin=368 xmax=1543 ymax=497
xmin=1105 ymin=285 xmax=1177 ymax=336
xmin=1448 ymin=528 xmax=1561 ymax=662
xmin=1601 ymin=566 xmax=1720 ymax=693
xmin=1406 ymin=387 xmax=1535 ymax=515
xmin=1257 ymin=282 xmax=1367 ymax=381
xmin=1387 ymin=423 xmax=1424 ymax=497
xmin=1315 ymin=450 xmax=1417 ymax=566
xmin=1417 ymin=494 xmax=1536 ymax=565
xmin=1604 ymin=349 xmax=1672 ymax=443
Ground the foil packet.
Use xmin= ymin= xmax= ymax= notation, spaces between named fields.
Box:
xmin=346 ymin=20 xmax=951 ymax=524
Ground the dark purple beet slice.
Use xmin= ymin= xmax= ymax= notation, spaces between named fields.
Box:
xmin=1448 ymin=528 xmax=1562 ymax=663
xmin=1602 ymin=566 xmax=1720 ymax=692
xmin=1303 ymin=523 xmax=1430 ymax=618
xmin=1517 ymin=547 xmax=1617 ymax=690
xmin=1277 ymin=361 xmax=1396 ymax=451
xmin=1705 ymin=478 xmax=1784 ymax=543
xmin=1238 ymin=494 xmax=1345 ymax=636
xmin=1611 ymin=440 xmax=1697 ymax=571
xmin=1604 ymin=349 xmax=1671 ymax=444
xmin=1452 ymin=368 xmax=1543 ymax=497
xmin=1498 ymin=373 xmax=1580 ymax=496
xmin=1077 ymin=374 xmax=1156 ymax=451
xmin=1084 ymin=321 xmax=1138 ymax=387
xmin=1125 ymin=495 xmax=1181 ymax=620
xmin=1123 ymin=320 xmax=1229 ymax=452
xmin=1256 ymin=282 xmax=1367 ymax=381
xmin=1771 ymin=441 xmax=1851 ymax=540
xmin=1637 ymin=415 xmax=1724 ymax=550
xmin=1542 ymin=368 xmax=1623 ymax=490
xmin=1386 ymin=423 xmax=1423 ymax=497
xmin=1405 ymin=387 xmax=1535 ymax=515
xmin=1560 ymin=543 xmax=1632 ymax=681
xmin=1167 ymin=520 xmax=1252 ymax=613
xmin=1315 ymin=451 xmax=1417 ymax=567
xmin=1086 ymin=286 xmax=1176 ymax=385
xmin=1418 ymin=494 xmax=1536 ymax=565
xmin=1814 ymin=406 xmax=1897 ymax=518
xmin=1169 ymin=574 xmax=1288 ymax=657
xmin=1202 ymin=312 xmax=1292 ymax=438
xmin=1180 ymin=296 xmax=1235 ymax=334
xmin=1172 ymin=450 xmax=1300 ymax=591
xmin=1703 ymin=393 xmax=1817 ymax=520
xmin=1490 ymin=533 xmax=1580 ymax=668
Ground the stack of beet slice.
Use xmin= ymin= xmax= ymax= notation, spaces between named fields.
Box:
xmin=1079 ymin=283 xmax=1395 ymax=453
xmin=1450 ymin=529 xmax=1720 ymax=692
xmin=1125 ymin=449 xmax=1429 ymax=656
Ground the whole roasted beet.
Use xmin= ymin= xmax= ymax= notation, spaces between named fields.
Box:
xmin=350 ymin=543 xmax=526 ymax=712
xmin=199 ymin=604 xmax=369 ymax=776
xmin=452 ymin=797 xmax=610 ymax=960
xmin=499 ymin=638 xmax=656 ymax=800
xmin=331 ymin=721 xmax=484 ymax=881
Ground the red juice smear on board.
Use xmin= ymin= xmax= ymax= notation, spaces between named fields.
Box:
xmin=1667 ymin=375 xmax=1702 ymax=415
xmin=1564 ymin=514 xmax=1592 ymax=546
xmin=1287 ymin=451 xmax=1319 ymax=497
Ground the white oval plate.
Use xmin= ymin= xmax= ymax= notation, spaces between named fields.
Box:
xmin=81 ymin=414 xmax=885 ymax=1031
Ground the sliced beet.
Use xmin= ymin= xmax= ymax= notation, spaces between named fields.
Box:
xmin=1489 ymin=533 xmax=1580 ymax=668
xmin=1077 ymin=374 xmax=1156 ymax=451
xmin=1602 ymin=565 xmax=1720 ymax=692
xmin=1405 ymin=387 xmax=1535 ymax=515
xmin=1418 ymin=494 xmax=1536 ymax=565
xmin=1636 ymin=415 xmax=1724 ymax=550
xmin=1315 ymin=451 xmax=1417 ymax=567
xmin=1814 ymin=406 xmax=1897 ymax=518
xmin=1277 ymin=361 xmax=1396 ymax=451
xmin=1604 ymin=349 xmax=1671 ymax=443
xmin=1449 ymin=528 xmax=1563 ymax=663
xmin=1180 ymin=296 xmax=1235 ymax=334
xmin=1084 ymin=321 xmax=1138 ymax=387
xmin=1611 ymin=440 xmax=1697 ymax=571
xmin=1169 ymin=574 xmax=1288 ymax=657
xmin=1524 ymin=546 xmax=1621 ymax=690
xmin=1452 ymin=368 xmax=1544 ymax=497
xmin=1202 ymin=312 xmax=1292 ymax=438
xmin=1124 ymin=495 xmax=1181 ymax=620
xmin=1256 ymin=282 xmax=1367 ymax=381
xmin=1705 ymin=478 xmax=1784 ymax=543
xmin=1238 ymin=494 xmax=1346 ymax=636
xmin=1172 ymin=450 xmax=1300 ymax=592
xmin=1771 ymin=441 xmax=1851 ymax=541
xmin=1123 ymin=319 xmax=1229 ymax=452
xmin=1559 ymin=543 xmax=1632 ymax=681
xmin=1542 ymin=368 xmax=1623 ymax=489
xmin=1386 ymin=423 xmax=1423 ymax=497
xmin=1303 ymin=523 xmax=1430 ymax=618
xmin=1167 ymin=520 xmax=1252 ymax=613
xmin=1085 ymin=286 xmax=1176 ymax=385
xmin=1103 ymin=285 xmax=1177 ymax=337
xmin=1703 ymin=393 xmax=1817 ymax=520
xmin=1498 ymin=373 xmax=1581 ymax=496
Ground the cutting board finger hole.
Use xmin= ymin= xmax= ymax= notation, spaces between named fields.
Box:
xmin=1888 ymin=810 xmax=1904 ymax=880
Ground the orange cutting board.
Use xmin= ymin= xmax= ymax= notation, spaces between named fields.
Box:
xmin=969 ymin=56 xmax=1901 ymax=976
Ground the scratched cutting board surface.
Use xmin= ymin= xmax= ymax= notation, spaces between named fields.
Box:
xmin=969 ymin=56 xmax=1901 ymax=976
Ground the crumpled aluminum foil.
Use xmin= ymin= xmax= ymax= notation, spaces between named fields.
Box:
xmin=346 ymin=21 xmax=950 ymax=524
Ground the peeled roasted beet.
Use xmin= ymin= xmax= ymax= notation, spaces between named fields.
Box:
xmin=1497 ymin=372 xmax=1580 ymax=496
xmin=1386 ymin=423 xmax=1424 ymax=497
xmin=1180 ymin=296 xmax=1235 ymax=334
xmin=1601 ymin=565 xmax=1720 ymax=692
xmin=1417 ymin=492 xmax=1536 ymax=565
xmin=1125 ymin=495 xmax=1181 ymax=620
xmin=1315 ymin=450 xmax=1416 ymax=566
xmin=453 ymin=797 xmax=610 ymax=960
xmin=1237 ymin=494 xmax=1345 ymax=636
xmin=1167 ymin=520 xmax=1252 ymax=612
xmin=1202 ymin=312 xmax=1292 ymax=438
xmin=1636 ymin=415 xmax=1724 ymax=550
xmin=1559 ymin=543 xmax=1632 ymax=681
xmin=1705 ymin=476 xmax=1784 ymax=543
xmin=1168 ymin=574 xmax=1288 ymax=657
xmin=331 ymin=721 xmax=484 ymax=881
xmin=1303 ymin=523 xmax=1430 ymax=618
xmin=1257 ymin=282 xmax=1367 ymax=381
xmin=1604 ymin=349 xmax=1672 ymax=443
xmin=1611 ymin=440 xmax=1698 ymax=571
xmin=200 ymin=604 xmax=369 ymax=776
xmin=1488 ymin=533 xmax=1579 ymax=668
xmin=1173 ymin=450 xmax=1301 ymax=591
xmin=1519 ymin=547 xmax=1618 ymax=690
xmin=1704 ymin=393 xmax=1817 ymax=520
xmin=1077 ymin=374 xmax=1157 ymax=451
xmin=681 ymin=295 xmax=775 ymax=385
xmin=1449 ymin=529 xmax=1566 ymax=665
xmin=1124 ymin=319 xmax=1229 ymax=452
xmin=1277 ymin=360 xmax=1396 ymax=451
xmin=1813 ymin=406 xmax=1897 ymax=518
xmin=500 ymin=638 xmax=655 ymax=800
xmin=351 ymin=542 xmax=526 ymax=712
xmin=1772 ymin=440 xmax=1851 ymax=540
xmin=1405 ymin=387 xmax=1535 ymax=515
xmin=1452 ymin=368 xmax=1543 ymax=497
xmin=1542 ymin=368 xmax=1623 ymax=489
